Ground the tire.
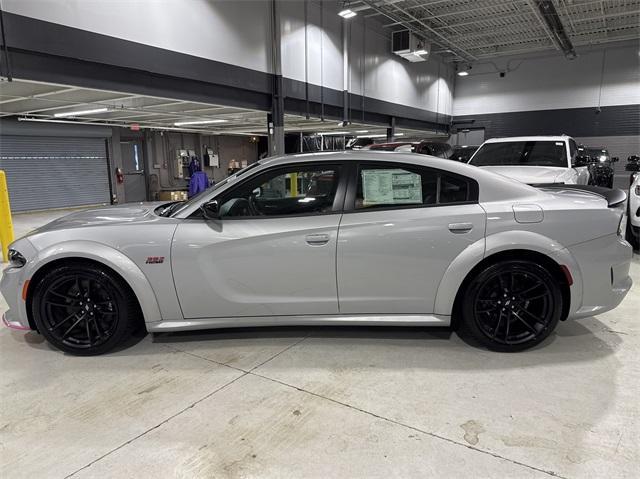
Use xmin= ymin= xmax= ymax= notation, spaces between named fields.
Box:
xmin=459 ymin=260 xmax=563 ymax=352
xmin=32 ymin=262 xmax=141 ymax=355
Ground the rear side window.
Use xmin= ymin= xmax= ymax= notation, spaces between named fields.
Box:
xmin=470 ymin=141 xmax=567 ymax=167
xmin=354 ymin=164 xmax=477 ymax=210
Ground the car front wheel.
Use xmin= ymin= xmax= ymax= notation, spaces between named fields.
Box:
xmin=32 ymin=262 xmax=141 ymax=355
xmin=460 ymin=260 xmax=563 ymax=352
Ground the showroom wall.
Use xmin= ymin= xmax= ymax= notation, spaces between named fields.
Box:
xmin=280 ymin=1 xmax=453 ymax=118
xmin=1 ymin=0 xmax=453 ymax=127
xmin=452 ymin=42 xmax=640 ymax=139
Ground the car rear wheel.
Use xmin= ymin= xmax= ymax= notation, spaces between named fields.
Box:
xmin=460 ymin=260 xmax=562 ymax=352
xmin=32 ymin=263 xmax=141 ymax=355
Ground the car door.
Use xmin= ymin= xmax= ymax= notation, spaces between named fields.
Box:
xmin=337 ymin=162 xmax=485 ymax=314
xmin=171 ymin=162 xmax=346 ymax=319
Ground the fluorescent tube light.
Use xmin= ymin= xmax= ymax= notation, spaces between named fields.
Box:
xmin=457 ymin=71 xmax=469 ymax=76
xmin=356 ymin=133 xmax=404 ymax=138
xmin=174 ymin=119 xmax=228 ymax=126
xmin=54 ymin=108 xmax=108 ymax=118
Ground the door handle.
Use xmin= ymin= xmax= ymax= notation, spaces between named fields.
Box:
xmin=305 ymin=233 xmax=330 ymax=245
xmin=448 ymin=222 xmax=473 ymax=233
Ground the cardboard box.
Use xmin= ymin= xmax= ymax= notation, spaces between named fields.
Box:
xmin=159 ymin=190 xmax=188 ymax=201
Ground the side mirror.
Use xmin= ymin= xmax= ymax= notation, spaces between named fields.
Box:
xmin=200 ymin=200 xmax=220 ymax=220
xmin=252 ymin=186 xmax=262 ymax=198
xmin=574 ymin=155 xmax=589 ymax=167
xmin=612 ymin=157 xmax=619 ymax=163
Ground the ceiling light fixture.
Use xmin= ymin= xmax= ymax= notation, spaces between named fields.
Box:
xmin=317 ymin=131 xmax=349 ymax=136
xmin=174 ymin=119 xmax=228 ymax=126
xmin=457 ymin=71 xmax=469 ymax=76
xmin=356 ymin=133 xmax=404 ymax=138
xmin=53 ymin=108 xmax=108 ymax=118
xmin=338 ymin=9 xmax=356 ymax=19
xmin=18 ymin=117 xmax=243 ymax=134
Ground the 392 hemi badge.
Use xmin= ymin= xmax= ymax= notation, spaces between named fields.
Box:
xmin=145 ymin=256 xmax=165 ymax=264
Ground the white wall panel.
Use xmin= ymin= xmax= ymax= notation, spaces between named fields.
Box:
xmin=348 ymin=17 xmax=453 ymax=115
xmin=5 ymin=0 xmax=453 ymax=115
xmin=2 ymin=0 xmax=273 ymax=73
xmin=453 ymin=44 xmax=640 ymax=116
xmin=279 ymin=0 xmax=453 ymax=114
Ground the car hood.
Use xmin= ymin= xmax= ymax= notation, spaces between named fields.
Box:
xmin=478 ymin=166 xmax=575 ymax=185
xmin=30 ymin=202 xmax=168 ymax=234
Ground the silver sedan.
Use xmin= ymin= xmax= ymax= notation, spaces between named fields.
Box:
xmin=1 ymin=151 xmax=633 ymax=355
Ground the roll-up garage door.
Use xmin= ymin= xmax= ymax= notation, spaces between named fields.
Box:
xmin=0 ymin=135 xmax=110 ymax=212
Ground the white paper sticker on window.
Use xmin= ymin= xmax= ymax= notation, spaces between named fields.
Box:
xmin=362 ymin=169 xmax=422 ymax=206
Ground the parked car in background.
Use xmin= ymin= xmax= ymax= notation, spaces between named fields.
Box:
xmin=413 ymin=141 xmax=453 ymax=159
xmin=2 ymin=151 xmax=632 ymax=355
xmin=368 ymin=142 xmax=415 ymax=152
xmin=368 ymin=141 xmax=453 ymax=158
xmin=627 ymin=172 xmax=640 ymax=250
xmin=468 ymin=135 xmax=590 ymax=185
xmin=579 ymin=146 xmax=617 ymax=188
xmin=626 ymin=154 xmax=640 ymax=172
xmin=346 ymin=137 xmax=374 ymax=150
xmin=451 ymin=145 xmax=480 ymax=162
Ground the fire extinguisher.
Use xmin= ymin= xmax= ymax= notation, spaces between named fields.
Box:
xmin=115 ymin=167 xmax=124 ymax=184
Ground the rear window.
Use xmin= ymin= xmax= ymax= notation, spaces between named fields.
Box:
xmin=470 ymin=141 xmax=567 ymax=167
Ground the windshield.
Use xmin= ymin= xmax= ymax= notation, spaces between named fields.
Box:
xmin=586 ymin=148 xmax=610 ymax=163
xmin=168 ymin=161 xmax=261 ymax=217
xmin=469 ymin=141 xmax=567 ymax=167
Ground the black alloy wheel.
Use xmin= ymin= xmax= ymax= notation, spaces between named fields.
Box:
xmin=460 ymin=260 xmax=563 ymax=352
xmin=33 ymin=263 xmax=141 ymax=355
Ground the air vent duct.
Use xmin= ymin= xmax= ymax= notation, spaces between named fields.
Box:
xmin=392 ymin=30 xmax=430 ymax=63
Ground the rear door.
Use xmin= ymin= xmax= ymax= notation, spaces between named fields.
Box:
xmin=336 ymin=161 xmax=485 ymax=314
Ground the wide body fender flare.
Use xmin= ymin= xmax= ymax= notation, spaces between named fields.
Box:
xmin=25 ymin=240 xmax=163 ymax=324
xmin=433 ymin=231 xmax=583 ymax=317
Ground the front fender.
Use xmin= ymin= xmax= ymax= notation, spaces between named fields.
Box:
xmin=25 ymin=240 xmax=162 ymax=325
xmin=433 ymin=230 xmax=583 ymax=317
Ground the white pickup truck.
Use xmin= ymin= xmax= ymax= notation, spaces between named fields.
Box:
xmin=468 ymin=135 xmax=590 ymax=186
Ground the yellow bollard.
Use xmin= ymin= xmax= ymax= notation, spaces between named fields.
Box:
xmin=0 ymin=170 xmax=15 ymax=262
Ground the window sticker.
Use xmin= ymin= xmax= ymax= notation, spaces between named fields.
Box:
xmin=362 ymin=169 xmax=422 ymax=206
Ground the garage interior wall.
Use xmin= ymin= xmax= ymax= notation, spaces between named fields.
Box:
xmin=452 ymin=43 xmax=640 ymax=142
xmin=280 ymin=1 xmax=453 ymax=118
xmin=141 ymin=131 xmax=259 ymax=201
xmin=1 ymin=0 xmax=453 ymax=126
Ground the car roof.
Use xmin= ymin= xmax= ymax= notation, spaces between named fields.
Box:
xmin=483 ymin=135 xmax=572 ymax=143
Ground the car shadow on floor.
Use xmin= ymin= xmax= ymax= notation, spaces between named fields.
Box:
xmin=142 ymin=315 xmax=620 ymax=370
xmin=14 ymin=315 xmax=622 ymax=369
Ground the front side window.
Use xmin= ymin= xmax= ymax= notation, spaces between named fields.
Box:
xmin=354 ymin=164 xmax=475 ymax=210
xmin=218 ymin=164 xmax=340 ymax=218
xmin=469 ymin=141 xmax=567 ymax=167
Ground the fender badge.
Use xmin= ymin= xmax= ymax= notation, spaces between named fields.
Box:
xmin=145 ymin=256 xmax=165 ymax=264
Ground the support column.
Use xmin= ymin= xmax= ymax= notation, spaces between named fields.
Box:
xmin=386 ymin=117 xmax=396 ymax=142
xmin=342 ymin=17 xmax=349 ymax=127
xmin=268 ymin=0 xmax=285 ymax=157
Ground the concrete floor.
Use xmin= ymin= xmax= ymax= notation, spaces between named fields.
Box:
xmin=1 ymin=210 xmax=638 ymax=479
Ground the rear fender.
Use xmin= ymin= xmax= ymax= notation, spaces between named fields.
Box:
xmin=25 ymin=240 xmax=162 ymax=324
xmin=433 ymin=231 xmax=583 ymax=317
